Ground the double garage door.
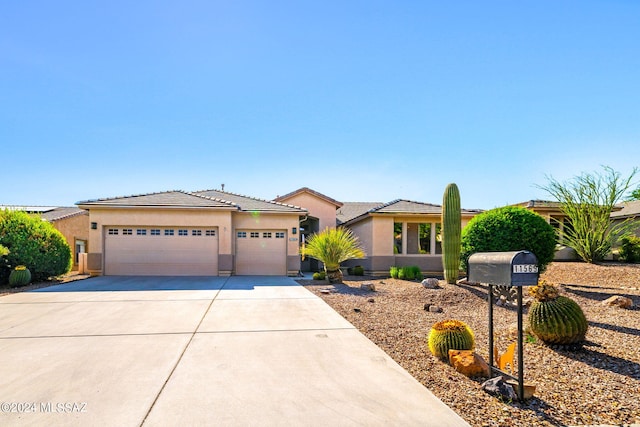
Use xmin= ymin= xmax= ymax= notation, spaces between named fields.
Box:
xmin=104 ymin=227 xmax=219 ymax=276
xmin=104 ymin=227 xmax=287 ymax=276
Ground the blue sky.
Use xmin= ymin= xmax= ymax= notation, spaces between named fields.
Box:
xmin=2 ymin=1 xmax=639 ymax=210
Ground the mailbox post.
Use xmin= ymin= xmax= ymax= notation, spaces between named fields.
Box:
xmin=468 ymin=250 xmax=539 ymax=400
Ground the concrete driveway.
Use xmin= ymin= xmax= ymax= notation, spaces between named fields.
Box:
xmin=0 ymin=276 xmax=469 ymax=426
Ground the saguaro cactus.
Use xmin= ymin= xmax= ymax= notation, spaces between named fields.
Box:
xmin=442 ymin=183 xmax=461 ymax=284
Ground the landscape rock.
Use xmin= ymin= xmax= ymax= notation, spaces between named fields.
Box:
xmin=601 ymin=295 xmax=633 ymax=309
xmin=481 ymin=376 xmax=518 ymax=401
xmin=428 ymin=305 xmax=443 ymax=313
xmin=421 ymin=278 xmax=441 ymax=289
xmin=448 ymin=350 xmax=491 ymax=378
xmin=360 ymin=282 xmax=376 ymax=292
xmin=423 ymin=303 xmax=431 ymax=311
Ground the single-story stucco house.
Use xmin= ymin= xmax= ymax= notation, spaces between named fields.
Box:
xmin=0 ymin=205 xmax=89 ymax=269
xmin=77 ymin=190 xmax=307 ymax=277
xmin=75 ymin=187 xmax=482 ymax=277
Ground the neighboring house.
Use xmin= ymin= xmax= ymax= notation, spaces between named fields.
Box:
xmin=611 ymin=200 xmax=640 ymax=238
xmin=76 ymin=190 xmax=306 ymax=276
xmin=0 ymin=205 xmax=89 ymax=269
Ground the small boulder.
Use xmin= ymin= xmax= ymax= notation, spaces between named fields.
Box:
xmin=448 ymin=350 xmax=490 ymax=378
xmin=422 ymin=278 xmax=441 ymax=289
xmin=428 ymin=305 xmax=443 ymax=313
xmin=481 ymin=376 xmax=518 ymax=401
xmin=601 ymin=295 xmax=633 ymax=309
xmin=360 ymin=282 xmax=376 ymax=292
xmin=423 ymin=303 xmax=431 ymax=311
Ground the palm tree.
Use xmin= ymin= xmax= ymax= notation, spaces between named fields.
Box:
xmin=301 ymin=227 xmax=365 ymax=284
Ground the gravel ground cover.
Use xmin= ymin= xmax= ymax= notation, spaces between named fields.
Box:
xmin=300 ymin=262 xmax=640 ymax=427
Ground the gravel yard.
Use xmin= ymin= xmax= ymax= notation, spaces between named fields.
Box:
xmin=300 ymin=262 xmax=640 ymax=427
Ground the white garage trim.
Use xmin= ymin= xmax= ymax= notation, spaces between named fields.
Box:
xmin=104 ymin=227 xmax=219 ymax=276
xmin=235 ymin=229 xmax=287 ymax=275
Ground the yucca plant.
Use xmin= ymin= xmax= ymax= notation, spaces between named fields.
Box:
xmin=528 ymin=280 xmax=588 ymax=345
xmin=428 ymin=319 xmax=475 ymax=360
xmin=301 ymin=227 xmax=365 ymax=284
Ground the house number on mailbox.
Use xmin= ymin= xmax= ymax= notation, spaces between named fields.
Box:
xmin=512 ymin=264 xmax=538 ymax=273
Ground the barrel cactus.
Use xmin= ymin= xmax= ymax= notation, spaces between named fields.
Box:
xmin=527 ymin=280 xmax=588 ymax=345
xmin=428 ymin=319 xmax=475 ymax=360
xmin=9 ymin=265 xmax=32 ymax=287
xmin=442 ymin=183 xmax=462 ymax=284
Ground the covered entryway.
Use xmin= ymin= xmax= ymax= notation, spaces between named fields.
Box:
xmin=235 ymin=230 xmax=287 ymax=275
xmin=104 ymin=227 xmax=219 ymax=276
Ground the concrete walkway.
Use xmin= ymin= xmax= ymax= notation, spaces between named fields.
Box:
xmin=0 ymin=276 xmax=469 ymax=426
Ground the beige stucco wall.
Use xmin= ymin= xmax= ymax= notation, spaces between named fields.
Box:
xmin=83 ymin=207 xmax=303 ymax=276
xmin=85 ymin=207 xmax=235 ymax=274
xmin=52 ymin=213 xmax=90 ymax=268
xmin=276 ymin=192 xmax=338 ymax=232
xmin=233 ymin=212 xmax=301 ymax=275
xmin=344 ymin=213 xmax=478 ymax=275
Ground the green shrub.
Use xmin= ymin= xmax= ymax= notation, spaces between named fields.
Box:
xmin=619 ymin=235 xmax=640 ymax=263
xmin=0 ymin=210 xmax=72 ymax=284
xmin=410 ymin=266 xmax=423 ymax=281
xmin=390 ymin=266 xmax=399 ymax=278
xmin=352 ymin=265 xmax=364 ymax=276
xmin=398 ymin=267 xmax=406 ymax=280
xmin=461 ymin=206 xmax=557 ymax=272
xmin=312 ymin=271 xmax=326 ymax=280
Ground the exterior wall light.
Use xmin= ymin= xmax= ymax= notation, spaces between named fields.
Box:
xmin=292 ymin=227 xmax=297 ymax=235
xmin=91 ymin=222 xmax=97 ymax=230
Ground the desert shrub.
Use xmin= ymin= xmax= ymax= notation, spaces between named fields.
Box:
xmin=312 ymin=271 xmax=326 ymax=280
xmin=390 ymin=266 xmax=399 ymax=278
xmin=352 ymin=265 xmax=364 ymax=276
xmin=619 ymin=235 xmax=640 ymax=263
xmin=0 ymin=210 xmax=72 ymax=284
xmin=409 ymin=266 xmax=423 ymax=281
xmin=461 ymin=206 xmax=557 ymax=272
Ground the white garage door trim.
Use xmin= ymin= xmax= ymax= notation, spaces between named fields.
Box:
xmin=235 ymin=229 xmax=287 ymax=275
xmin=104 ymin=227 xmax=219 ymax=276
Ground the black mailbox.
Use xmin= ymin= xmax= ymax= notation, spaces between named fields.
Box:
xmin=467 ymin=250 xmax=539 ymax=400
xmin=468 ymin=250 xmax=539 ymax=287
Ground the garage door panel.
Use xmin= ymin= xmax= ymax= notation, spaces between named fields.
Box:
xmin=235 ymin=230 xmax=286 ymax=275
xmin=105 ymin=228 xmax=218 ymax=276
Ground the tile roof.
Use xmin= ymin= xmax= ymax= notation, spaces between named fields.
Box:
xmin=514 ymin=200 xmax=563 ymax=209
xmin=193 ymin=189 xmax=307 ymax=213
xmin=0 ymin=206 xmax=87 ymax=221
xmin=336 ymin=202 xmax=384 ymax=224
xmin=274 ymin=187 xmax=343 ymax=208
xmin=338 ymin=200 xmax=482 ymax=225
xmin=40 ymin=207 xmax=88 ymax=221
xmin=77 ymin=191 xmax=236 ymax=209
xmin=611 ymin=200 xmax=640 ymax=219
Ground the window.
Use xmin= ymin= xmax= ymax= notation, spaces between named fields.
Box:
xmin=192 ymin=230 xmax=202 ymax=236
xmin=237 ymin=231 xmax=247 ymax=238
xmin=108 ymin=229 xmax=119 ymax=235
xmin=394 ymin=223 xmax=402 ymax=254
xmin=137 ymin=229 xmax=147 ymax=236
xmin=151 ymin=229 xmax=161 ymax=236
xmin=250 ymin=232 xmax=260 ymax=238
xmin=122 ymin=229 xmax=133 ymax=235
xmin=263 ymin=232 xmax=272 ymax=238
xmin=275 ymin=232 xmax=285 ymax=238
xmin=164 ymin=229 xmax=174 ymax=236
xmin=205 ymin=230 xmax=216 ymax=237
xmin=178 ymin=229 xmax=188 ymax=236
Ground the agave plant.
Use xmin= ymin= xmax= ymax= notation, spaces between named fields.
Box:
xmin=301 ymin=227 xmax=365 ymax=284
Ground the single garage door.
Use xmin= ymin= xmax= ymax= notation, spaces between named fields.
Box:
xmin=104 ymin=227 xmax=219 ymax=276
xmin=235 ymin=230 xmax=287 ymax=275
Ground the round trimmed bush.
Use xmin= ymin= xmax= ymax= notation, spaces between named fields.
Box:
xmin=461 ymin=206 xmax=557 ymax=272
xmin=0 ymin=210 xmax=72 ymax=284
